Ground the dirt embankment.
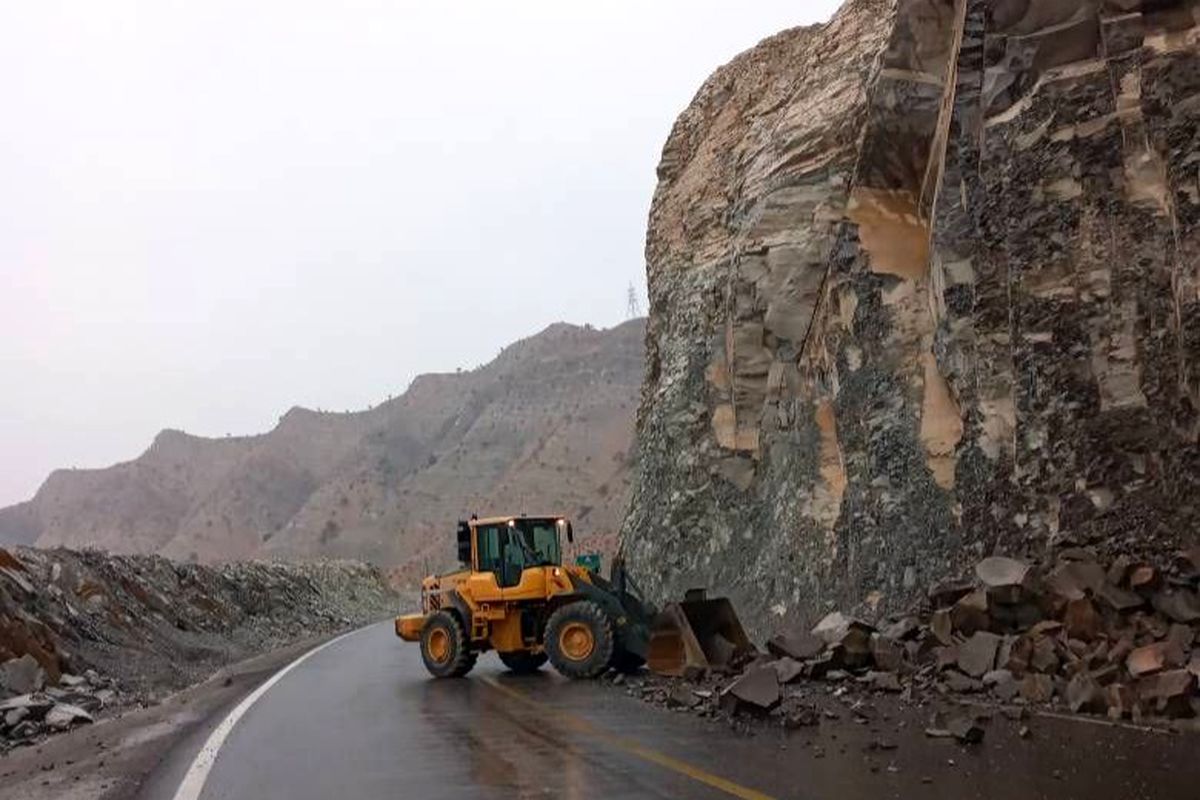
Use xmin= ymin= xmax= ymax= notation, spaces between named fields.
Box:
xmin=0 ymin=546 xmax=398 ymax=752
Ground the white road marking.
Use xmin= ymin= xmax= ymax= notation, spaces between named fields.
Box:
xmin=171 ymin=625 xmax=374 ymax=800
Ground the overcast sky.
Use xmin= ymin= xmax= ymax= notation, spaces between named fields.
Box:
xmin=0 ymin=0 xmax=841 ymax=506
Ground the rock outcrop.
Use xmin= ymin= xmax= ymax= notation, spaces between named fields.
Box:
xmin=624 ymin=0 xmax=1200 ymax=635
xmin=0 ymin=321 xmax=643 ymax=573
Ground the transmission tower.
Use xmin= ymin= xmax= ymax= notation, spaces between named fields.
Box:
xmin=626 ymin=282 xmax=642 ymax=319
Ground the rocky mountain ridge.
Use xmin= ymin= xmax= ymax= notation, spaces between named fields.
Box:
xmin=0 ymin=320 xmax=644 ymax=573
xmin=624 ymin=0 xmax=1200 ymax=635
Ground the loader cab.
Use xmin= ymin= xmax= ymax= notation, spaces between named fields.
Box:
xmin=464 ymin=515 xmax=572 ymax=588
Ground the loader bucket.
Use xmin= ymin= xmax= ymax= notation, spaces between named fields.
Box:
xmin=647 ymin=592 xmax=754 ymax=676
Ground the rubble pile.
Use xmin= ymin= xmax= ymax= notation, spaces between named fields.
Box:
xmin=623 ymin=547 xmax=1200 ymax=734
xmin=0 ymin=546 xmax=398 ymax=751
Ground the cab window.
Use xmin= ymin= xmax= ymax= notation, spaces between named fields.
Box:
xmin=528 ymin=522 xmax=560 ymax=565
xmin=476 ymin=525 xmax=502 ymax=573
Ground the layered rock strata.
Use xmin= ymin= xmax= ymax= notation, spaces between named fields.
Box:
xmin=625 ymin=0 xmax=1200 ymax=634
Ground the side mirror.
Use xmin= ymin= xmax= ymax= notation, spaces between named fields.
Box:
xmin=456 ymin=521 xmax=471 ymax=565
xmin=566 ymin=521 xmax=574 ymax=544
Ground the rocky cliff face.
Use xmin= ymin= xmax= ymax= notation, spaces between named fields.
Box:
xmin=0 ymin=321 xmax=643 ymax=572
xmin=625 ymin=0 xmax=1200 ymax=635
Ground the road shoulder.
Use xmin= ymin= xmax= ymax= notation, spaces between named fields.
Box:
xmin=0 ymin=629 xmax=366 ymax=800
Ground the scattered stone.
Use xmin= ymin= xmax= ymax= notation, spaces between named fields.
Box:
xmin=1127 ymin=643 xmax=1169 ymax=677
xmin=930 ymin=609 xmax=953 ymax=646
xmin=722 ymin=666 xmax=780 ymax=712
xmin=782 ymin=705 xmax=819 ymax=729
xmin=1105 ymin=684 xmax=1137 ymax=719
xmin=1021 ymin=674 xmax=1055 ymax=704
xmin=4 ymin=707 xmax=30 ymax=728
xmin=882 ymin=617 xmax=920 ymax=642
xmin=812 ymin=613 xmax=873 ymax=667
xmin=957 ymin=632 xmax=1002 ymax=678
xmin=0 ymin=694 xmax=53 ymax=714
xmin=1106 ymin=555 xmax=1131 ymax=585
xmin=976 ymin=557 xmax=1030 ymax=604
xmin=1066 ymin=674 xmax=1105 ymax=713
xmin=1167 ymin=624 xmax=1195 ymax=651
xmin=1153 ymin=590 xmax=1200 ymax=624
xmin=929 ymin=580 xmax=974 ymax=608
xmin=1030 ymin=637 xmax=1060 ymax=674
xmin=942 ymin=671 xmax=983 ymax=693
xmin=866 ymin=671 xmax=902 ymax=692
xmin=870 ymin=634 xmax=905 ymax=673
xmin=1062 ymin=598 xmax=1100 ymax=641
xmin=1129 ymin=565 xmax=1158 ymax=591
xmin=946 ymin=716 xmax=985 ymax=744
xmin=935 ymin=646 xmax=959 ymax=671
xmin=951 ymin=590 xmax=991 ymax=636
xmin=811 ymin=611 xmax=852 ymax=643
xmin=43 ymin=704 xmax=92 ymax=731
xmin=1137 ymin=670 xmax=1197 ymax=718
xmin=983 ymin=669 xmax=1018 ymax=701
xmin=0 ymin=656 xmax=46 ymax=696
xmin=771 ymin=657 xmax=805 ymax=684
xmin=1136 ymin=670 xmax=1196 ymax=703
xmin=1057 ymin=548 xmax=1097 ymax=564
xmin=617 ymin=550 xmax=1200 ymax=730
xmin=666 ymin=685 xmax=701 ymax=709
xmin=766 ymin=632 xmax=825 ymax=661
xmin=1096 ymin=583 xmax=1143 ymax=612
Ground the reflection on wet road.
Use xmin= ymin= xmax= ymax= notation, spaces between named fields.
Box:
xmin=189 ymin=624 xmax=751 ymax=800
xmin=165 ymin=622 xmax=1199 ymax=800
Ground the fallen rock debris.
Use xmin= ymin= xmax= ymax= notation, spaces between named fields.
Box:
xmin=610 ymin=548 xmax=1200 ymax=736
xmin=1 ymin=545 xmax=398 ymax=752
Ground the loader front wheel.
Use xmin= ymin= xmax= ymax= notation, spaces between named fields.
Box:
xmin=498 ymin=650 xmax=548 ymax=674
xmin=545 ymin=601 xmax=614 ymax=679
xmin=420 ymin=611 xmax=476 ymax=678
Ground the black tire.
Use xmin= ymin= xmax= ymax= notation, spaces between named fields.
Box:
xmin=545 ymin=600 xmax=614 ymax=679
xmin=498 ymin=650 xmax=549 ymax=674
xmin=420 ymin=610 xmax=476 ymax=678
xmin=609 ymin=648 xmax=645 ymax=674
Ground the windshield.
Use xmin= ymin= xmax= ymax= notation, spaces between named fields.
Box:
xmin=512 ymin=519 xmax=561 ymax=567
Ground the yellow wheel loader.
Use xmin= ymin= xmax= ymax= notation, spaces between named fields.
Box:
xmin=395 ymin=515 xmax=654 ymax=679
xmin=395 ymin=514 xmax=755 ymax=680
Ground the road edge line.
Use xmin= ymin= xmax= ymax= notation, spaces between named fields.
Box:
xmin=170 ymin=624 xmax=372 ymax=800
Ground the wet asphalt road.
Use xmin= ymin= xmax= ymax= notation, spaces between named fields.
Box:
xmin=146 ymin=622 xmax=1200 ymax=800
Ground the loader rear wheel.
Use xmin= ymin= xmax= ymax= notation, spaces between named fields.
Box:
xmin=498 ymin=650 xmax=548 ymax=674
xmin=545 ymin=601 xmax=613 ymax=679
xmin=420 ymin=611 xmax=476 ymax=678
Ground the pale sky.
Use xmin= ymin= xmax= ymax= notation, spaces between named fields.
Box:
xmin=0 ymin=0 xmax=841 ymax=507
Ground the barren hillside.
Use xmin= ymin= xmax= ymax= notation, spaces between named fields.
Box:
xmin=0 ymin=320 xmax=644 ymax=574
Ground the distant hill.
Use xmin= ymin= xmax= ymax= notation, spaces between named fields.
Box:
xmin=0 ymin=320 xmax=644 ymax=575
